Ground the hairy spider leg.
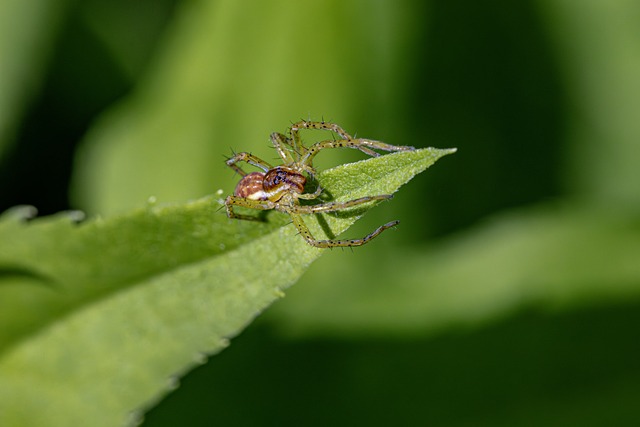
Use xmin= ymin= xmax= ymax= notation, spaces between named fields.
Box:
xmin=289 ymin=193 xmax=396 ymax=248
xmin=272 ymin=124 xmax=343 ymax=165
xmin=290 ymin=213 xmax=399 ymax=248
xmin=289 ymin=119 xmax=381 ymax=156
xmin=296 ymin=182 xmax=323 ymax=200
xmin=289 ymin=120 xmax=386 ymax=157
xmin=226 ymin=152 xmax=272 ymax=176
xmin=224 ymin=196 xmax=275 ymax=221
xmin=289 ymin=120 xmax=352 ymax=140
xmin=289 ymin=119 xmax=370 ymax=157
xmin=301 ymin=138 xmax=415 ymax=166
xmin=287 ymin=120 xmax=415 ymax=161
xmin=269 ymin=132 xmax=297 ymax=165
xmin=284 ymin=121 xmax=349 ymax=164
xmin=291 ymin=194 xmax=394 ymax=214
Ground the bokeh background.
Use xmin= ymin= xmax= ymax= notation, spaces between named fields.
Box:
xmin=2 ymin=1 xmax=640 ymax=425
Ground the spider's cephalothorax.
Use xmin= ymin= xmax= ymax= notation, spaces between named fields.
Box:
xmin=224 ymin=120 xmax=415 ymax=248
xmin=263 ymin=166 xmax=306 ymax=200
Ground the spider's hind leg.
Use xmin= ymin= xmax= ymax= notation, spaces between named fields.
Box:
xmin=289 ymin=212 xmax=398 ymax=248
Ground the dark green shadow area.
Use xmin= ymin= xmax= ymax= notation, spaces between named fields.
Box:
xmin=143 ymin=300 xmax=640 ymax=426
xmin=405 ymin=0 xmax=568 ymax=239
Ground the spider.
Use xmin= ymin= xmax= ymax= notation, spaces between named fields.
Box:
xmin=224 ymin=120 xmax=415 ymax=248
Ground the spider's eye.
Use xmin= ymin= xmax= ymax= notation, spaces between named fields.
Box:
xmin=263 ymin=167 xmax=306 ymax=196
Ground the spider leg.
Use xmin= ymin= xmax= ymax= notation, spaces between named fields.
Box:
xmin=270 ymin=132 xmax=298 ymax=164
xmin=297 ymin=184 xmax=323 ymax=200
xmin=295 ymin=166 xmax=323 ymax=200
xmin=226 ymin=152 xmax=273 ymax=176
xmin=288 ymin=120 xmax=351 ymax=165
xmin=290 ymin=120 xmax=413 ymax=157
xmin=290 ymin=120 xmax=353 ymax=139
xmin=300 ymin=138 xmax=415 ymax=166
xmin=225 ymin=196 xmax=275 ymax=221
xmin=289 ymin=212 xmax=399 ymax=248
xmin=293 ymin=195 xmax=393 ymax=213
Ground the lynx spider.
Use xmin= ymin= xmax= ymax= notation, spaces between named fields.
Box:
xmin=224 ymin=120 xmax=415 ymax=248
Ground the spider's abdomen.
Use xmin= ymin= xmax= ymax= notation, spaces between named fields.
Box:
xmin=234 ymin=172 xmax=267 ymax=200
xmin=263 ymin=166 xmax=306 ymax=201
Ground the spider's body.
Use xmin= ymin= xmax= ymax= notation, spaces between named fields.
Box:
xmin=233 ymin=167 xmax=307 ymax=204
xmin=233 ymin=172 xmax=268 ymax=200
xmin=224 ymin=121 xmax=414 ymax=248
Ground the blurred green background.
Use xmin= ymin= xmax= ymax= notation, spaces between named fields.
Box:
xmin=2 ymin=0 xmax=640 ymax=425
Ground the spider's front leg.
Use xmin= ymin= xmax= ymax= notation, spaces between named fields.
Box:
xmin=290 ymin=120 xmax=352 ymax=140
xmin=226 ymin=152 xmax=273 ymax=176
xmin=272 ymin=121 xmax=354 ymax=167
xmin=301 ymin=138 xmax=415 ymax=165
xmin=270 ymin=132 xmax=298 ymax=165
xmin=225 ymin=195 xmax=275 ymax=221
xmin=288 ymin=120 xmax=414 ymax=163
xmin=288 ymin=120 xmax=357 ymax=157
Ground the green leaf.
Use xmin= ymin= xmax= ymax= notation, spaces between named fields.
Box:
xmin=0 ymin=147 xmax=455 ymax=427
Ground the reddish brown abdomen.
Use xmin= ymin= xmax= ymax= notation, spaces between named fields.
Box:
xmin=234 ymin=172 xmax=267 ymax=200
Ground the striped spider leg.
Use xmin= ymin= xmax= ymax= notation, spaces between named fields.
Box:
xmin=269 ymin=120 xmax=415 ymax=171
xmin=224 ymin=121 xmax=413 ymax=247
xmin=288 ymin=120 xmax=416 ymax=164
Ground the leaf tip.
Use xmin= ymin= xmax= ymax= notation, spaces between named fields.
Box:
xmin=434 ymin=147 xmax=457 ymax=156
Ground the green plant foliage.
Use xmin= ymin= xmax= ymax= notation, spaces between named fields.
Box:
xmin=0 ymin=0 xmax=69 ymax=158
xmin=0 ymin=147 xmax=454 ymax=427
xmin=3 ymin=0 xmax=640 ymax=425
xmin=542 ymin=0 xmax=640 ymax=206
xmin=70 ymin=0 xmax=420 ymax=216
xmin=144 ymin=303 xmax=640 ymax=427
xmin=269 ymin=203 xmax=640 ymax=336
